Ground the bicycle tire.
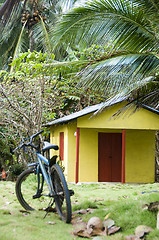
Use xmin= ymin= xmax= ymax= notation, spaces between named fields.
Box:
xmin=51 ymin=164 xmax=72 ymax=223
xmin=15 ymin=168 xmax=49 ymax=211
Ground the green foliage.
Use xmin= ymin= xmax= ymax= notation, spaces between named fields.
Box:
xmin=0 ymin=125 xmax=15 ymax=170
xmin=0 ymin=49 xmax=105 ymax=165
xmin=52 ymin=0 xmax=159 ymax=111
xmin=71 ymin=44 xmax=114 ymax=61
xmin=9 ymin=163 xmax=25 ymax=179
xmin=0 ymin=0 xmax=80 ymax=69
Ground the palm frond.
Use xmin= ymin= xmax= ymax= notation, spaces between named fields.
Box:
xmin=137 ymin=86 xmax=159 ymax=111
xmin=95 ymin=75 xmax=156 ymax=114
xmin=78 ymin=53 xmax=159 ymax=94
xmin=59 ymin=0 xmax=78 ymax=12
xmin=52 ymin=0 xmax=158 ymax=52
xmin=131 ymin=0 xmax=159 ymax=12
xmin=10 ymin=21 xmax=27 ymax=73
xmin=0 ymin=0 xmax=22 ymax=31
xmin=33 ymin=17 xmax=52 ymax=53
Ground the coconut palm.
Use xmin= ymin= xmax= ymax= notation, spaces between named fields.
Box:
xmin=0 ymin=0 xmax=79 ymax=69
xmin=52 ymin=0 xmax=159 ymax=110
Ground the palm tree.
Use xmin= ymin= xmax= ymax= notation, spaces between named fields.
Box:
xmin=51 ymin=0 xmax=159 ymax=111
xmin=0 ymin=0 xmax=79 ymax=69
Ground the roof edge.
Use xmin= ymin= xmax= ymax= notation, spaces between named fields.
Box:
xmin=44 ymin=97 xmax=126 ymax=127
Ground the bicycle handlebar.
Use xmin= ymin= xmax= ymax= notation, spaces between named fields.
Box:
xmin=30 ymin=130 xmax=44 ymax=141
xmin=13 ymin=130 xmax=44 ymax=153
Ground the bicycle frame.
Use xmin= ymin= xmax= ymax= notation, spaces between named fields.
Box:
xmin=29 ymin=152 xmax=55 ymax=197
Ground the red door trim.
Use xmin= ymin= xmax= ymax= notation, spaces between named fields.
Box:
xmin=59 ymin=132 xmax=64 ymax=160
xmin=122 ymin=129 xmax=126 ymax=183
xmin=75 ymin=128 xmax=80 ymax=183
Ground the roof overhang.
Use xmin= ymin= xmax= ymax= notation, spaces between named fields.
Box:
xmin=44 ymin=97 xmax=126 ymax=127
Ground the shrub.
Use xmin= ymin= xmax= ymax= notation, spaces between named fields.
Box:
xmin=9 ymin=163 xmax=25 ymax=181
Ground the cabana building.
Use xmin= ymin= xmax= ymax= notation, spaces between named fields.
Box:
xmin=45 ymin=99 xmax=159 ymax=183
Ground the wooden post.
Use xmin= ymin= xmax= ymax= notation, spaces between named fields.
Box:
xmin=122 ymin=129 xmax=126 ymax=183
xmin=75 ymin=128 xmax=80 ymax=183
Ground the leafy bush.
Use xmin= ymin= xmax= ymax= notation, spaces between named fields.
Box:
xmin=9 ymin=163 xmax=25 ymax=180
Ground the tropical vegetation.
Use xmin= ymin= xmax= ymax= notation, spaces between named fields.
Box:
xmin=51 ymin=0 xmax=159 ymax=111
xmin=0 ymin=0 xmax=159 ymax=169
xmin=0 ymin=0 xmax=79 ymax=69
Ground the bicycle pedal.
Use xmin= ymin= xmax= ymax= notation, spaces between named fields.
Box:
xmin=69 ymin=189 xmax=74 ymax=196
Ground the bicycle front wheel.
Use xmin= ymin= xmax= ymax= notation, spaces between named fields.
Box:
xmin=51 ymin=164 xmax=72 ymax=223
xmin=15 ymin=168 xmax=50 ymax=211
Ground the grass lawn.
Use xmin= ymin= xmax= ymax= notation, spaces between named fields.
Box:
xmin=0 ymin=181 xmax=159 ymax=239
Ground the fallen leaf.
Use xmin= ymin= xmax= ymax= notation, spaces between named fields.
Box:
xmin=73 ymin=228 xmax=91 ymax=238
xmin=104 ymin=213 xmax=111 ymax=220
xmin=87 ymin=208 xmax=94 ymax=214
xmin=108 ymin=226 xmax=121 ymax=235
xmin=103 ymin=219 xmax=115 ymax=229
xmin=92 ymin=237 xmax=105 ymax=240
xmin=46 ymin=221 xmax=56 ymax=225
xmin=44 ymin=206 xmax=57 ymax=212
xmin=72 ymin=208 xmax=94 ymax=215
xmin=125 ymin=235 xmax=140 ymax=240
xmin=19 ymin=210 xmax=30 ymax=214
xmin=80 ymin=209 xmax=89 ymax=214
xmin=73 ymin=227 xmax=107 ymax=238
xmin=87 ymin=227 xmax=93 ymax=235
xmin=71 ymin=216 xmax=83 ymax=225
xmin=135 ymin=225 xmax=154 ymax=238
xmin=92 ymin=227 xmax=108 ymax=236
xmin=73 ymin=222 xmax=87 ymax=231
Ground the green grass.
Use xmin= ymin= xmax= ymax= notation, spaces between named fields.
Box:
xmin=1 ymin=181 xmax=159 ymax=239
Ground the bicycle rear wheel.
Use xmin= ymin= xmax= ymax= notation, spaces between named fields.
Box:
xmin=51 ymin=164 xmax=72 ymax=223
xmin=15 ymin=168 xmax=50 ymax=211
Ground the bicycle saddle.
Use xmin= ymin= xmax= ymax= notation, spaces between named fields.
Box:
xmin=43 ymin=141 xmax=59 ymax=151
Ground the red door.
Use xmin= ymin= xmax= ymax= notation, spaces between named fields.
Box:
xmin=98 ymin=133 xmax=122 ymax=182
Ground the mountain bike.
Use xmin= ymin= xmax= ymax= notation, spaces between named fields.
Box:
xmin=13 ymin=130 xmax=74 ymax=223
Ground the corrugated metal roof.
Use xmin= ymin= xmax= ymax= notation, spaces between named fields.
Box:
xmin=45 ymin=97 xmax=126 ymax=127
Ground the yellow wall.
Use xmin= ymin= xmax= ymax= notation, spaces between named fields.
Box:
xmin=79 ymin=129 xmax=98 ymax=182
xmin=78 ymin=128 xmax=123 ymax=182
xmin=77 ymin=102 xmax=159 ymax=130
xmin=125 ymin=130 xmax=155 ymax=183
xmin=50 ymin=122 xmax=77 ymax=182
xmin=50 ymin=125 xmax=68 ymax=175
xmin=67 ymin=123 xmax=77 ymax=182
